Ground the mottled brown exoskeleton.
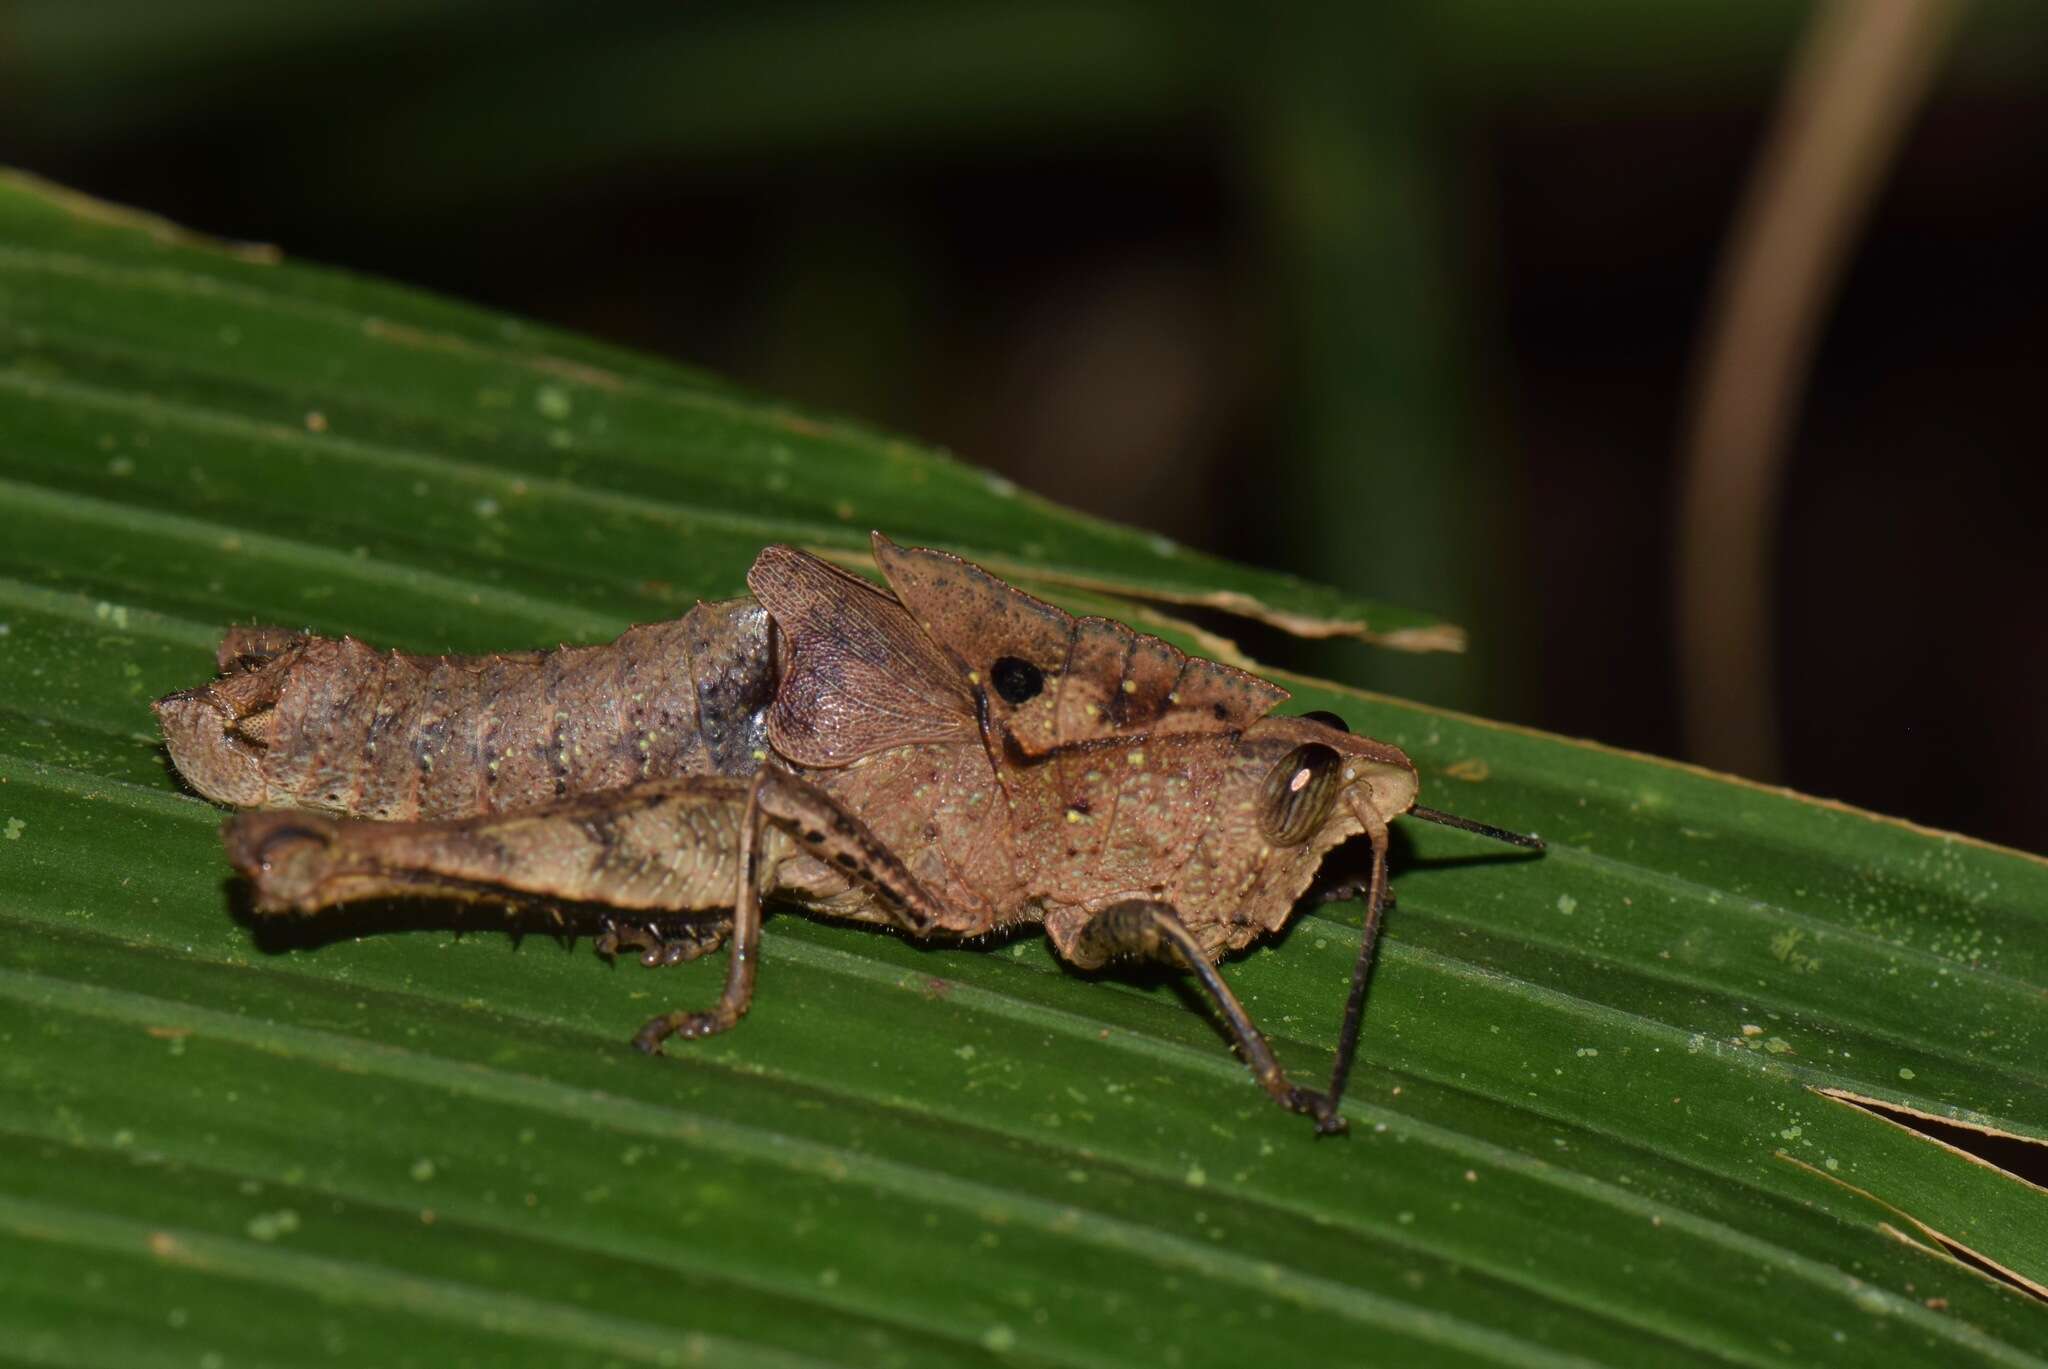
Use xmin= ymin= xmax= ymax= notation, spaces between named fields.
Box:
xmin=155 ymin=535 xmax=1539 ymax=1133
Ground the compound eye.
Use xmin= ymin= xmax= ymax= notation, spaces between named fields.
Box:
xmin=1299 ymin=709 xmax=1349 ymax=733
xmin=1260 ymin=742 xmax=1343 ymax=846
xmin=990 ymin=655 xmax=1045 ymax=705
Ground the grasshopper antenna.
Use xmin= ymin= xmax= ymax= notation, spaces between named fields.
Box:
xmin=1318 ymin=802 xmax=1545 ymax=1135
xmin=1406 ymin=805 xmax=1545 ymax=850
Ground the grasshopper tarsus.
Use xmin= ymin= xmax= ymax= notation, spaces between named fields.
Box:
xmin=595 ymin=916 xmax=729 ymax=969
xmin=1287 ymin=1089 xmax=1349 ymax=1137
xmin=630 ymin=1022 xmax=670 ymax=1055
xmin=634 ymin=1007 xmax=738 ymax=1053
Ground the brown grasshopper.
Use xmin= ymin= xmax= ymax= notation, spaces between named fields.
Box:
xmin=154 ymin=534 xmax=1540 ymax=1133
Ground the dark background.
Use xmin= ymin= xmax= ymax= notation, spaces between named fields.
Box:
xmin=5 ymin=1 xmax=2043 ymax=851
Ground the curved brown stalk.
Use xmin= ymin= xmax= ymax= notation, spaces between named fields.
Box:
xmin=1676 ymin=0 xmax=1963 ymax=780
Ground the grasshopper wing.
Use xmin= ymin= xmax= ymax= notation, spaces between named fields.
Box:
xmin=748 ymin=545 xmax=977 ymax=767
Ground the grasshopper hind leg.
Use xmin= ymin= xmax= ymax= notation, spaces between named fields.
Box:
xmin=632 ymin=764 xmax=959 ymax=1054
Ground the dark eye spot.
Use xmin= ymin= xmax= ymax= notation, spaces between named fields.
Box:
xmin=991 ymin=656 xmax=1044 ymax=705
xmin=1300 ymin=710 xmax=1349 ymax=733
xmin=1260 ymin=743 xmax=1343 ymax=846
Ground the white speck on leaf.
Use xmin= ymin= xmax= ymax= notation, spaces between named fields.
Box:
xmin=244 ymin=1209 xmax=299 ymax=1242
xmin=536 ymin=385 xmax=573 ymax=419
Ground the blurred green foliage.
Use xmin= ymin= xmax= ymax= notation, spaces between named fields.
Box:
xmin=2 ymin=167 xmax=2045 ymax=1366
xmin=8 ymin=0 xmax=2046 ymax=711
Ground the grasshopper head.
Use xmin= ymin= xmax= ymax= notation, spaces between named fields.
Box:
xmin=1243 ymin=711 xmax=1419 ymax=840
xmin=1203 ymin=712 xmax=1418 ymax=944
xmin=1225 ymin=710 xmax=1541 ymax=933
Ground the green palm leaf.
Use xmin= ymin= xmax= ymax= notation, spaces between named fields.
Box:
xmin=1 ymin=171 xmax=2041 ymax=1367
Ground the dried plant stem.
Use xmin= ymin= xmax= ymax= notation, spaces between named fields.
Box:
xmin=1676 ymin=0 xmax=1963 ymax=780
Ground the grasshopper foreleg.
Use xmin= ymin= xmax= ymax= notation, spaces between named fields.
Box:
xmin=1070 ymin=900 xmax=1350 ymax=1136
